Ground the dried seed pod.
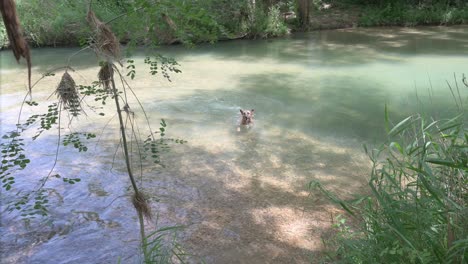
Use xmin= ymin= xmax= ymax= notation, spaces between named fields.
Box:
xmin=87 ymin=9 xmax=121 ymax=65
xmin=132 ymin=192 xmax=152 ymax=220
xmin=98 ymin=62 xmax=114 ymax=92
xmin=56 ymin=72 xmax=81 ymax=116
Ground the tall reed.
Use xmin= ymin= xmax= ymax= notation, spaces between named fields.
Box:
xmin=312 ymin=109 xmax=467 ymax=263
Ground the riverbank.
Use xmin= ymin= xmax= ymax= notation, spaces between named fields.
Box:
xmin=310 ymin=1 xmax=468 ymax=30
xmin=1 ymin=1 xmax=468 ymax=49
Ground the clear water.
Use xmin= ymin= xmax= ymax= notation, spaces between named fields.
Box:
xmin=1 ymin=26 xmax=467 ymax=263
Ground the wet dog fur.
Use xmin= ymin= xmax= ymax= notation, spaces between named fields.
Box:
xmin=240 ymin=109 xmax=254 ymax=125
xmin=238 ymin=109 xmax=254 ymax=131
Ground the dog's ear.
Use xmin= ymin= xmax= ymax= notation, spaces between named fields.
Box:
xmin=251 ymin=109 xmax=255 ymax=113
xmin=240 ymin=109 xmax=244 ymax=115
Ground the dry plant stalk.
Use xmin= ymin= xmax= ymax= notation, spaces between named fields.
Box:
xmin=0 ymin=0 xmax=32 ymax=91
xmin=132 ymin=192 xmax=152 ymax=220
xmin=56 ymin=72 xmax=81 ymax=116
xmin=86 ymin=9 xmax=121 ymax=65
xmin=87 ymin=6 xmax=151 ymax=222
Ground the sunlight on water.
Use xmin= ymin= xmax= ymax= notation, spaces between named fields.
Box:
xmin=1 ymin=26 xmax=468 ymax=263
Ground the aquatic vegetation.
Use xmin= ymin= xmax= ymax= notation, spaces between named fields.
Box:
xmin=312 ymin=106 xmax=467 ymax=263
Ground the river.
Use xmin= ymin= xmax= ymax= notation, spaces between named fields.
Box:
xmin=1 ymin=26 xmax=467 ymax=263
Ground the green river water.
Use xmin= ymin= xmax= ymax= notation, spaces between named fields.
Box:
xmin=1 ymin=26 xmax=467 ymax=263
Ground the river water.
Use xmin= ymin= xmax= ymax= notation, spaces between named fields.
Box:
xmin=1 ymin=26 xmax=467 ymax=263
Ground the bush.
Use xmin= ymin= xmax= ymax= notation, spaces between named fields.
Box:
xmin=358 ymin=1 xmax=468 ymax=26
xmin=0 ymin=24 xmax=6 ymax=47
xmin=265 ymin=4 xmax=290 ymax=37
xmin=245 ymin=3 xmax=290 ymax=39
xmin=0 ymin=0 xmax=126 ymax=47
xmin=312 ymin=109 xmax=467 ymax=263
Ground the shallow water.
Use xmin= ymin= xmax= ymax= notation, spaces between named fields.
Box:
xmin=1 ymin=26 xmax=468 ymax=263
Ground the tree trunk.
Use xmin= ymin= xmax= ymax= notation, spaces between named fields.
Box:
xmin=297 ymin=0 xmax=310 ymax=28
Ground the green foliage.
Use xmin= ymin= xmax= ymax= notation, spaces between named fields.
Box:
xmin=203 ymin=0 xmax=251 ymax=36
xmin=1 ymin=53 xmax=186 ymax=219
xmin=359 ymin=1 xmax=468 ymax=26
xmin=0 ymin=131 xmax=29 ymax=191
xmin=341 ymin=0 xmax=466 ymax=6
xmin=265 ymin=5 xmax=290 ymax=37
xmin=62 ymin=177 xmax=81 ymax=184
xmin=2 ymin=4 xmax=190 ymax=261
xmin=1 ymin=0 xmax=297 ymax=47
xmin=144 ymin=55 xmax=181 ymax=82
xmin=244 ymin=2 xmax=291 ymax=38
xmin=19 ymin=189 xmax=49 ymax=218
xmin=78 ymin=82 xmax=113 ymax=107
xmin=126 ymin=59 xmax=136 ymax=80
xmin=312 ymin=112 xmax=467 ymax=263
xmin=5 ymin=189 xmax=50 ymax=219
xmin=0 ymin=99 xmax=90 ymax=216
xmin=0 ymin=24 xmax=7 ymax=47
xmin=143 ymin=119 xmax=187 ymax=167
xmin=62 ymin=133 xmax=96 ymax=152
xmin=33 ymin=103 xmax=60 ymax=140
xmin=122 ymin=0 xmax=226 ymax=46
xmin=0 ymin=0 xmax=126 ymax=47
xmin=143 ymin=225 xmax=191 ymax=264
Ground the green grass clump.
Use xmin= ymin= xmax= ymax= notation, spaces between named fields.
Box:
xmin=312 ymin=108 xmax=467 ymax=263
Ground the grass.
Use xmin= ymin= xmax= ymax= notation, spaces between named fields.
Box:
xmin=311 ymin=87 xmax=467 ymax=262
xmin=143 ymin=225 xmax=189 ymax=264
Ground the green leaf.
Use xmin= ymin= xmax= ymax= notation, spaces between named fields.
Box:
xmin=426 ymin=158 xmax=466 ymax=169
xmin=384 ymin=103 xmax=390 ymax=133
xmin=388 ymin=116 xmax=413 ymax=137
xmin=389 ymin=142 xmax=403 ymax=154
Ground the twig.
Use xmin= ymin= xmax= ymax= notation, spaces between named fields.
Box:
xmin=35 ymin=102 xmax=63 ymax=192
xmin=94 ymin=112 xmax=118 ymax=151
xmin=127 ymin=111 xmax=144 ymax=184
xmin=115 ymin=68 xmax=157 ymax=140
xmin=66 ymin=46 xmax=91 ymax=68
xmin=110 ymin=69 xmax=139 ymax=195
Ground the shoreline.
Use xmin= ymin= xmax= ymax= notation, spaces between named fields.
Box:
xmin=2 ymin=23 xmax=467 ymax=51
xmin=2 ymin=2 xmax=468 ymax=50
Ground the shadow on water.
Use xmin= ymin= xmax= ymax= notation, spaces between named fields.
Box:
xmin=0 ymin=125 xmax=142 ymax=263
xmin=136 ymin=87 xmax=378 ymax=262
xmin=171 ymin=26 xmax=468 ymax=66
xmin=143 ymin=127 xmax=369 ymax=263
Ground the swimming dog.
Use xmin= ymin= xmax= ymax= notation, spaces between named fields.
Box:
xmin=238 ymin=109 xmax=254 ymax=131
xmin=240 ymin=109 xmax=254 ymax=125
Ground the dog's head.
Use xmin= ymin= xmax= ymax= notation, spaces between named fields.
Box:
xmin=240 ymin=109 xmax=254 ymax=124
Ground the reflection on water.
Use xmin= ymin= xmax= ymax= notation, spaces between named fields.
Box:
xmin=1 ymin=26 xmax=468 ymax=263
